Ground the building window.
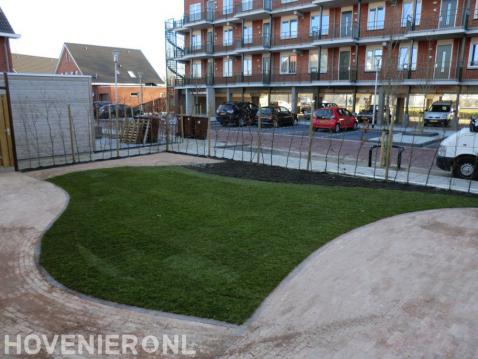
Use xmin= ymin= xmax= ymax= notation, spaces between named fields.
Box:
xmin=242 ymin=0 xmax=253 ymax=11
xmin=223 ymin=58 xmax=233 ymax=77
xmin=191 ymin=33 xmax=201 ymax=50
xmin=310 ymin=11 xmax=329 ymax=36
xmin=280 ymin=53 xmax=297 ymax=74
xmin=365 ymin=46 xmax=383 ymax=71
xmin=223 ymin=0 xmax=233 ymax=15
xmin=398 ymin=44 xmax=418 ymax=70
xmin=243 ymin=23 xmax=253 ymax=44
xmin=469 ymin=42 xmax=478 ymax=67
xmin=243 ymin=56 xmax=252 ymax=76
xmin=401 ymin=0 xmax=422 ymax=27
xmin=192 ymin=61 xmax=202 ymax=78
xmin=280 ymin=18 xmax=298 ymax=39
xmin=367 ymin=3 xmax=385 ymax=30
xmin=223 ymin=28 xmax=233 ymax=46
xmin=130 ymin=92 xmax=139 ymax=97
xmin=189 ymin=3 xmax=201 ymax=21
xmin=309 ymin=49 xmax=328 ymax=73
xmin=128 ymin=70 xmax=136 ymax=78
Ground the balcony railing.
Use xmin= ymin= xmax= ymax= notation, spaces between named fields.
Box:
xmin=408 ymin=9 xmax=465 ymax=33
xmin=177 ymin=62 xmax=462 ymax=87
xmin=239 ymin=35 xmax=271 ymax=49
xmin=237 ymin=0 xmax=272 ymax=13
xmin=184 ymin=11 xmax=214 ymax=25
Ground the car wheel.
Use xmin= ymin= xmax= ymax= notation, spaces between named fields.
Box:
xmin=424 ymin=121 xmax=429 ymax=127
xmin=453 ymin=156 xmax=477 ymax=179
xmin=334 ymin=123 xmax=341 ymax=133
xmin=443 ymin=120 xmax=449 ymax=128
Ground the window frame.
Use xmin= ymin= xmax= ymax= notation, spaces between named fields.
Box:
xmin=367 ymin=2 xmax=385 ymax=31
xmin=280 ymin=18 xmax=298 ymax=39
xmin=469 ymin=40 xmax=478 ymax=68
xmin=397 ymin=43 xmax=418 ymax=71
xmin=280 ymin=53 xmax=297 ymax=74
xmin=365 ymin=46 xmax=383 ymax=71
xmin=243 ymin=56 xmax=252 ymax=76
xmin=223 ymin=58 xmax=233 ymax=77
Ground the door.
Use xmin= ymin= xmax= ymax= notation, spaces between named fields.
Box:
xmin=435 ymin=44 xmax=452 ymax=79
xmin=263 ymin=23 xmax=271 ymax=47
xmin=439 ymin=0 xmax=456 ymax=28
xmin=339 ymin=50 xmax=351 ymax=80
xmin=341 ymin=11 xmax=353 ymax=37
xmin=262 ymin=56 xmax=271 ymax=83
xmin=0 ymin=95 xmax=14 ymax=168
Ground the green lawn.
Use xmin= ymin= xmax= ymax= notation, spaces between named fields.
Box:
xmin=40 ymin=167 xmax=478 ymax=324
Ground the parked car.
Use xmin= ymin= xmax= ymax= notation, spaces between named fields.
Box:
xmin=312 ymin=107 xmax=358 ymax=132
xmin=216 ymin=102 xmax=258 ymax=126
xmin=255 ymin=106 xmax=296 ymax=127
xmin=357 ymin=105 xmax=389 ymax=123
xmin=98 ymin=104 xmax=137 ymax=119
xmin=424 ymin=101 xmax=454 ymax=127
xmin=93 ymin=101 xmax=110 ymax=118
xmin=436 ymin=117 xmax=478 ymax=179
xmin=318 ymin=102 xmax=338 ymax=108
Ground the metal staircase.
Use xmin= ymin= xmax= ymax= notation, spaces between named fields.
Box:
xmin=165 ymin=19 xmax=185 ymax=113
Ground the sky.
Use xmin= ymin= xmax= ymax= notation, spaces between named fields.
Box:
xmin=2 ymin=0 xmax=183 ymax=78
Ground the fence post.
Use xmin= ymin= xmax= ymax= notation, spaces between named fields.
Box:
xmin=256 ymin=117 xmax=262 ymax=164
xmin=207 ymin=116 xmax=211 ymax=157
xmin=165 ymin=115 xmax=170 ymax=152
xmin=115 ymin=107 xmax=120 ymax=157
xmin=307 ymin=116 xmax=314 ymax=171
xmin=67 ymin=104 xmax=76 ymax=163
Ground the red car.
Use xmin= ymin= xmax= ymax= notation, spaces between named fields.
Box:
xmin=312 ymin=107 xmax=358 ymax=132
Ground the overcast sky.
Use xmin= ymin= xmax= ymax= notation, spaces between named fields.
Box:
xmin=2 ymin=0 xmax=183 ymax=79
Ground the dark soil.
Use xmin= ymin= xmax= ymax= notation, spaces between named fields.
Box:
xmin=186 ymin=160 xmax=476 ymax=196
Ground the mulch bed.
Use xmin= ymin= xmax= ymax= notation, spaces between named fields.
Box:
xmin=187 ymin=160 xmax=475 ymax=196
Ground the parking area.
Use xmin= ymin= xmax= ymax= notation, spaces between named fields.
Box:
xmin=210 ymin=120 xmax=448 ymax=148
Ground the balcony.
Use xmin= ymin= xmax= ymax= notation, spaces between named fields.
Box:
xmin=235 ymin=0 xmax=272 ymax=19
xmin=310 ymin=22 xmax=359 ymax=45
xmin=354 ymin=63 xmax=459 ymax=84
xmin=237 ymin=35 xmax=272 ymax=52
xmin=406 ymin=9 xmax=466 ymax=39
xmin=182 ymin=43 xmax=214 ymax=59
xmin=184 ymin=11 xmax=214 ymax=28
xmin=271 ymin=0 xmax=317 ymax=15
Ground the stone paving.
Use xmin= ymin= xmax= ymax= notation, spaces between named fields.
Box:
xmin=0 ymin=153 xmax=477 ymax=358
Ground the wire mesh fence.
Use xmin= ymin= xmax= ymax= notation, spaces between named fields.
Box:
xmin=171 ymin=116 xmax=478 ymax=195
xmin=14 ymin=102 xmax=180 ymax=171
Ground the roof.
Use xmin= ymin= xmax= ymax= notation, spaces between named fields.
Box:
xmin=0 ymin=7 xmax=18 ymax=38
xmin=63 ymin=43 xmax=163 ymax=85
xmin=12 ymin=54 xmax=58 ymax=74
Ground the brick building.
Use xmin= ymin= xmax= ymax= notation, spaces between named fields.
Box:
xmin=56 ymin=43 xmax=165 ymax=107
xmin=166 ymin=0 xmax=478 ymax=122
xmin=0 ymin=7 xmax=19 ymax=72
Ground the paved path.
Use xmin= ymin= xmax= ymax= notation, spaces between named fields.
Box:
xmin=1 ymin=153 xmax=477 ymax=358
xmin=222 ymin=208 xmax=478 ymax=358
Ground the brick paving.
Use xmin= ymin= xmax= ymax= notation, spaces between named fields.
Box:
xmin=0 ymin=153 xmax=477 ymax=358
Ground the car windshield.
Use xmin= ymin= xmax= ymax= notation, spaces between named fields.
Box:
xmin=429 ymin=105 xmax=451 ymax=112
xmin=315 ymin=109 xmax=334 ymax=118
xmin=217 ymin=104 xmax=234 ymax=112
xmin=259 ymin=107 xmax=273 ymax=115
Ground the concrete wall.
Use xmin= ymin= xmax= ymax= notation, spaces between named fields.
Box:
xmin=7 ymin=73 xmax=93 ymax=162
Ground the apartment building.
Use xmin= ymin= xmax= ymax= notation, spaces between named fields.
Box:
xmin=166 ymin=0 xmax=478 ymax=121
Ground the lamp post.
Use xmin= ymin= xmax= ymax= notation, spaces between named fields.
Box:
xmin=112 ymin=50 xmax=120 ymax=105
xmin=138 ymin=72 xmax=144 ymax=113
xmin=372 ymin=56 xmax=382 ymax=129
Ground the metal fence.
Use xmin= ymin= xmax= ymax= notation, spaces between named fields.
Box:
xmin=170 ymin=116 xmax=478 ymax=195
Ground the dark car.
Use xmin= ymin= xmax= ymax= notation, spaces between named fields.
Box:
xmin=255 ymin=106 xmax=296 ymax=127
xmin=357 ymin=105 xmax=389 ymax=123
xmin=318 ymin=102 xmax=338 ymax=108
xmin=93 ymin=101 xmax=111 ymax=118
xmin=216 ymin=102 xmax=258 ymax=126
xmin=98 ymin=104 xmax=139 ymax=119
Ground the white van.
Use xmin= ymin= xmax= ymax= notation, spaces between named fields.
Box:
xmin=437 ymin=119 xmax=478 ymax=179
